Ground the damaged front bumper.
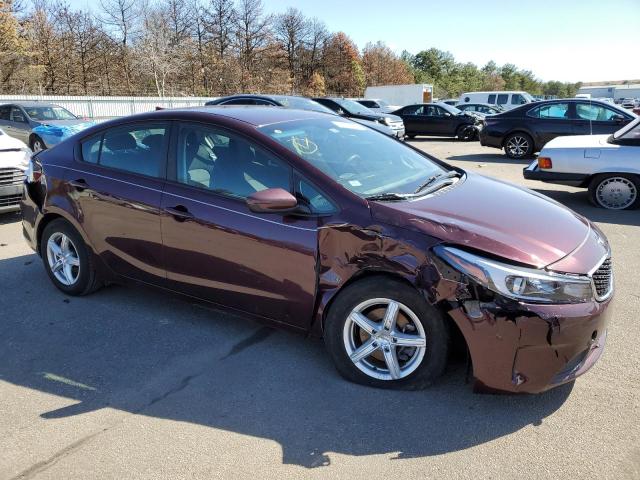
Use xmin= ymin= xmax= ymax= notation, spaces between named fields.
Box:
xmin=448 ymin=297 xmax=611 ymax=394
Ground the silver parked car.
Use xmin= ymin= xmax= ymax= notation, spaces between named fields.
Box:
xmin=0 ymin=102 xmax=95 ymax=152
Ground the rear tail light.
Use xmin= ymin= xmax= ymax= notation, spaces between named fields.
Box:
xmin=26 ymin=157 xmax=43 ymax=183
xmin=538 ymin=157 xmax=553 ymax=169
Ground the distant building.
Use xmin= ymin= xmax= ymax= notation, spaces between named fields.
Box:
xmin=577 ymin=84 xmax=640 ymax=99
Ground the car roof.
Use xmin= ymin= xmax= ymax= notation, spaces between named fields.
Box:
xmin=0 ymin=101 xmax=60 ymax=108
xmin=163 ymin=105 xmax=334 ymax=127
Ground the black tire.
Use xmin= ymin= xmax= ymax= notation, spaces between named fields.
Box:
xmin=40 ymin=219 xmax=102 ymax=295
xmin=406 ymin=134 xmax=416 ymax=139
xmin=503 ymin=132 xmax=534 ymax=159
xmin=324 ymin=277 xmax=449 ymax=390
xmin=456 ymin=125 xmax=476 ymax=142
xmin=588 ymin=173 xmax=640 ymax=210
xmin=31 ymin=136 xmax=47 ymax=152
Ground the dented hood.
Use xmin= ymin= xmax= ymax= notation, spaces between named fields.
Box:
xmin=370 ymin=172 xmax=590 ymax=268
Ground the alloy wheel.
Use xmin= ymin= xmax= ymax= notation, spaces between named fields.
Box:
xmin=596 ymin=177 xmax=637 ymax=210
xmin=342 ymin=298 xmax=427 ymax=381
xmin=46 ymin=232 xmax=81 ymax=286
xmin=33 ymin=139 xmax=45 ymax=152
xmin=506 ymin=136 xmax=529 ymax=157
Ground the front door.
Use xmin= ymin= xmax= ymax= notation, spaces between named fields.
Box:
xmin=574 ymin=102 xmax=632 ymax=135
xmin=70 ymin=121 xmax=170 ymax=285
xmin=9 ymin=106 xmax=31 ymax=144
xmin=161 ymin=122 xmax=319 ymax=328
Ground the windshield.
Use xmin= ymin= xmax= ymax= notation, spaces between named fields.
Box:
xmin=437 ymin=103 xmax=462 ymax=115
xmin=613 ymin=117 xmax=640 ymax=140
xmin=272 ymin=96 xmax=335 ymax=115
xmin=25 ymin=106 xmax=77 ymax=121
xmin=333 ymin=98 xmax=376 ymax=115
xmin=259 ymin=118 xmax=447 ymax=196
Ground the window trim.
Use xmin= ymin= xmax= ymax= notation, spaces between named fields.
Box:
xmin=293 ymin=171 xmax=339 ymax=217
xmin=166 ymin=120 xmax=296 ymax=205
xmin=75 ymin=120 xmax=172 ymax=181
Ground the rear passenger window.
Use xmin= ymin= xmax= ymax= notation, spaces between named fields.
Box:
xmin=497 ymin=94 xmax=509 ymax=105
xmin=80 ymin=123 xmax=168 ymax=178
xmin=528 ymin=103 xmax=570 ymax=119
xmin=488 ymin=94 xmax=496 ymax=104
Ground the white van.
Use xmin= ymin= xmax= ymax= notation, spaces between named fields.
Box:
xmin=458 ymin=91 xmax=535 ymax=110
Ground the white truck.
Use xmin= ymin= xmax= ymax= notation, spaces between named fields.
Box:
xmin=364 ymin=84 xmax=433 ymax=109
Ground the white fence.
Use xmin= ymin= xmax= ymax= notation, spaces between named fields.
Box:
xmin=0 ymin=95 xmax=214 ymax=119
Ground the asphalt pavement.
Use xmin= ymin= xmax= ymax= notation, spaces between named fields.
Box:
xmin=0 ymin=138 xmax=638 ymax=479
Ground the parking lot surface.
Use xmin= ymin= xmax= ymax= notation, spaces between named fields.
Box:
xmin=1 ymin=139 xmax=639 ymax=479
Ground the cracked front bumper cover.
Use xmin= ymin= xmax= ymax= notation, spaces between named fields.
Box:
xmin=449 ymin=298 xmax=611 ymax=394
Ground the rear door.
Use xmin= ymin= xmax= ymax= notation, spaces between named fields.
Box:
xmin=72 ymin=121 xmax=170 ymax=284
xmin=397 ymin=105 xmax=424 ymax=134
xmin=160 ymin=121 xmax=319 ymax=327
xmin=432 ymin=105 xmax=458 ymax=135
xmin=526 ymin=102 xmax=573 ymax=146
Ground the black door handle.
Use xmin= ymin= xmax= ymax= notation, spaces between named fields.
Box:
xmin=69 ymin=179 xmax=88 ymax=191
xmin=164 ymin=205 xmax=194 ymax=221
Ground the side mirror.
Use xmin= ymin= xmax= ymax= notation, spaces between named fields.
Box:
xmin=611 ymin=114 xmax=625 ymax=123
xmin=13 ymin=115 xmax=26 ymax=123
xmin=246 ymin=188 xmax=298 ymax=213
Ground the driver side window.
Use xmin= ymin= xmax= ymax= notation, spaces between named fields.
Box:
xmin=175 ymin=123 xmax=291 ymax=199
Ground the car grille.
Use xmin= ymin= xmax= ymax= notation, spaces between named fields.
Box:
xmin=0 ymin=168 xmax=26 ymax=187
xmin=0 ymin=193 xmax=22 ymax=207
xmin=592 ymin=257 xmax=613 ymax=300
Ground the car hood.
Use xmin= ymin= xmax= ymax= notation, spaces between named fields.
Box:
xmin=351 ymin=118 xmax=393 ymax=135
xmin=542 ymin=134 xmax=614 ymax=149
xmin=0 ymin=131 xmax=28 ymax=150
xmin=369 ymin=172 xmax=591 ymax=269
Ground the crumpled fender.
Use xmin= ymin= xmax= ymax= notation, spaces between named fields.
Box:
xmin=308 ymin=221 xmax=444 ymax=337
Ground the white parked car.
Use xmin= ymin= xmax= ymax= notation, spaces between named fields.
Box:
xmin=524 ymin=117 xmax=640 ymax=210
xmin=0 ymin=127 xmax=31 ymax=213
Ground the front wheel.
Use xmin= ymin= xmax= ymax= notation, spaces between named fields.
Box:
xmin=40 ymin=219 xmax=102 ymax=295
xmin=589 ymin=174 xmax=639 ymax=210
xmin=504 ymin=132 xmax=534 ymax=159
xmin=324 ymin=277 xmax=449 ymax=390
xmin=31 ymin=136 xmax=46 ymax=152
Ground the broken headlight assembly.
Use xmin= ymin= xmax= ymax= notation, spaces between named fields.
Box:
xmin=434 ymin=246 xmax=594 ymax=304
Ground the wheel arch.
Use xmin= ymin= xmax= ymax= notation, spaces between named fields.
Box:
xmin=501 ymin=129 xmax=534 ymax=148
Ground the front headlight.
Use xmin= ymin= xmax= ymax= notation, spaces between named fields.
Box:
xmin=19 ymin=147 xmax=32 ymax=169
xmin=435 ymin=246 xmax=594 ymax=304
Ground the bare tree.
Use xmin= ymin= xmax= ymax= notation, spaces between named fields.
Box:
xmin=234 ymin=0 xmax=271 ymax=91
xmin=99 ymin=0 xmax=139 ymax=93
xmin=274 ymin=7 xmax=309 ymax=92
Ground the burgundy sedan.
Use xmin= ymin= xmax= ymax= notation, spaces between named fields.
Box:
xmin=21 ymin=107 xmax=613 ymax=393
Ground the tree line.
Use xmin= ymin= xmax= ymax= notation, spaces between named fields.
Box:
xmin=0 ymin=0 xmax=581 ymax=98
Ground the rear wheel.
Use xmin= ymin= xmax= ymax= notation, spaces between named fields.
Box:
xmin=406 ymin=134 xmax=416 ymax=139
xmin=589 ymin=174 xmax=639 ymax=210
xmin=40 ymin=219 xmax=101 ymax=295
xmin=324 ymin=277 xmax=449 ymax=390
xmin=504 ymin=132 xmax=533 ymax=159
xmin=456 ymin=125 xmax=476 ymax=142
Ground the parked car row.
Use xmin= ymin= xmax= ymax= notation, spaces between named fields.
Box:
xmin=20 ymin=105 xmax=614 ymax=393
xmin=480 ymin=98 xmax=636 ymax=158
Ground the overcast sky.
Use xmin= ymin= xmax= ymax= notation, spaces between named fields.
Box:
xmin=67 ymin=0 xmax=640 ymax=83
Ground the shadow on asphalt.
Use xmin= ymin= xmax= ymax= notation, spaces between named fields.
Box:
xmin=0 ymin=249 xmax=574 ymax=468
xmin=533 ymin=188 xmax=640 ymax=227
xmin=447 ymin=153 xmax=528 ymax=166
